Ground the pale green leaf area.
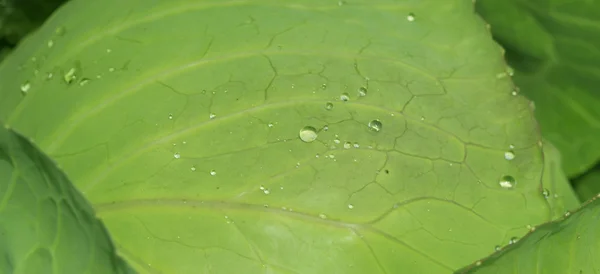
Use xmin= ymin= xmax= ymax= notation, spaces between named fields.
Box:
xmin=457 ymin=194 xmax=600 ymax=274
xmin=540 ymin=140 xmax=580 ymax=217
xmin=476 ymin=0 xmax=600 ymax=178
xmin=0 ymin=125 xmax=134 ymax=273
xmin=0 ymin=0 xmax=573 ymax=273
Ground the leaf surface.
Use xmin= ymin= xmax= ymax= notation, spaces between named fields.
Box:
xmin=0 ymin=124 xmax=133 ymax=273
xmin=457 ymin=195 xmax=600 ymax=274
xmin=476 ymin=0 xmax=600 ymax=177
xmin=0 ymin=0 xmax=565 ymax=273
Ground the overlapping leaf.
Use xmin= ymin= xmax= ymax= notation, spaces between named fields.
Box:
xmin=0 ymin=125 xmax=133 ymax=273
xmin=0 ymin=0 xmax=566 ymax=272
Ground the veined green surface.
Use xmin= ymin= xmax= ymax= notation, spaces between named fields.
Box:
xmin=457 ymin=194 xmax=600 ymax=274
xmin=0 ymin=125 xmax=133 ymax=273
xmin=476 ymin=0 xmax=600 ymax=178
xmin=0 ymin=0 xmax=570 ymax=273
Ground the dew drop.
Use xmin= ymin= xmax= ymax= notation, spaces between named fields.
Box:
xmin=321 ymin=83 xmax=327 ymax=90
xmin=325 ymin=102 xmax=334 ymax=110
xmin=63 ymin=67 xmax=78 ymax=84
xmin=498 ymin=175 xmax=516 ymax=189
xmin=79 ymin=78 xmax=90 ymax=86
xmin=494 ymin=245 xmax=502 ymax=251
xmin=210 ymin=170 xmax=217 ymax=176
xmin=267 ymin=123 xmax=274 ymax=128
xmin=504 ymin=151 xmax=515 ymax=160
xmin=173 ymin=153 xmax=181 ymax=159
xmin=55 ymin=26 xmax=66 ymax=36
xmin=343 ymin=142 xmax=352 ymax=149
xmin=47 ymin=40 xmax=54 ymax=48
xmin=333 ymin=136 xmax=341 ymax=144
xmin=347 ymin=204 xmax=354 ymax=209
xmin=299 ymin=126 xmax=318 ymax=143
xmin=542 ymin=188 xmax=550 ymax=198
xmin=318 ymin=213 xmax=327 ymax=219
xmin=564 ymin=211 xmax=571 ymax=218
xmin=20 ymin=81 xmax=31 ymax=94
xmin=263 ymin=189 xmax=270 ymax=195
xmin=508 ymin=237 xmax=518 ymax=244
xmin=209 ymin=113 xmax=216 ymax=119
xmin=340 ymin=93 xmax=350 ymax=101
xmin=353 ymin=142 xmax=360 ymax=148
xmin=407 ymin=13 xmax=416 ymax=22
xmin=191 ymin=166 xmax=196 ymax=171
xmin=168 ymin=113 xmax=173 ymax=120
xmin=368 ymin=119 xmax=383 ymax=132
xmin=358 ymin=86 xmax=367 ymax=97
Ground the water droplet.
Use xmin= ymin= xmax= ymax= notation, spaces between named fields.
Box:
xmin=168 ymin=113 xmax=173 ymax=120
xmin=46 ymin=72 xmax=53 ymax=79
xmin=173 ymin=153 xmax=181 ymax=159
xmin=508 ymin=237 xmax=518 ymax=244
xmin=504 ymin=151 xmax=515 ymax=160
xmin=299 ymin=126 xmax=318 ymax=143
xmin=347 ymin=204 xmax=354 ymax=209
xmin=79 ymin=78 xmax=90 ymax=86
xmin=323 ymin=125 xmax=329 ymax=131
xmin=106 ymin=48 xmax=112 ymax=53
xmin=263 ymin=189 xmax=270 ymax=195
xmin=507 ymin=66 xmax=514 ymax=76
xmin=321 ymin=83 xmax=327 ymax=90
xmin=343 ymin=142 xmax=352 ymax=149
xmin=340 ymin=93 xmax=350 ymax=101
xmin=353 ymin=142 xmax=360 ymax=148
xmin=564 ymin=211 xmax=571 ymax=217
xmin=333 ymin=136 xmax=341 ymax=144
xmin=542 ymin=188 xmax=550 ymax=198
xmin=325 ymin=102 xmax=334 ymax=110
xmin=407 ymin=13 xmax=416 ymax=22
xmin=494 ymin=245 xmax=502 ymax=251
xmin=210 ymin=170 xmax=217 ymax=176
xmin=498 ymin=175 xmax=516 ymax=189
xmin=358 ymin=87 xmax=367 ymax=97
xmin=55 ymin=26 xmax=66 ymax=36
xmin=267 ymin=123 xmax=274 ymax=128
xmin=20 ymin=81 xmax=31 ymax=94
xmin=209 ymin=113 xmax=216 ymax=119
xmin=368 ymin=119 xmax=383 ymax=132
xmin=47 ymin=40 xmax=54 ymax=48
xmin=191 ymin=166 xmax=196 ymax=171
xmin=318 ymin=213 xmax=327 ymax=219
xmin=108 ymin=67 xmax=115 ymax=72
xmin=63 ymin=67 xmax=78 ymax=84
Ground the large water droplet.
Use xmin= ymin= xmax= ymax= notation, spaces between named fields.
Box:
xmin=299 ymin=126 xmax=318 ymax=143
xmin=340 ymin=93 xmax=350 ymax=101
xmin=368 ymin=119 xmax=383 ymax=132
xmin=325 ymin=102 xmax=334 ymax=110
xmin=20 ymin=81 xmax=31 ymax=94
xmin=407 ymin=13 xmax=416 ymax=22
xmin=542 ymin=188 xmax=550 ymax=198
xmin=358 ymin=87 xmax=367 ymax=97
xmin=498 ymin=175 xmax=516 ymax=189
xmin=504 ymin=151 xmax=515 ymax=160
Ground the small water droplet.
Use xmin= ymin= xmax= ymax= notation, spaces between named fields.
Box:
xmin=325 ymin=102 xmax=334 ymax=110
xmin=79 ymin=78 xmax=90 ymax=86
xmin=108 ymin=67 xmax=115 ymax=72
xmin=509 ymin=237 xmax=518 ymax=244
xmin=564 ymin=211 xmax=571 ymax=217
xmin=55 ymin=26 xmax=66 ymax=36
xmin=504 ymin=151 xmax=515 ymax=160
xmin=20 ymin=82 xmax=31 ymax=94
xmin=353 ymin=142 xmax=360 ymax=148
xmin=494 ymin=245 xmax=502 ymax=251
xmin=498 ymin=175 xmax=516 ymax=189
xmin=340 ymin=93 xmax=350 ymax=101
xmin=542 ymin=188 xmax=550 ymax=198
xmin=46 ymin=72 xmax=53 ymax=79
xmin=47 ymin=40 xmax=54 ymax=48
xmin=318 ymin=213 xmax=327 ymax=219
xmin=63 ymin=67 xmax=77 ymax=84
xmin=106 ymin=48 xmax=112 ymax=53
xmin=343 ymin=142 xmax=352 ymax=149
xmin=368 ymin=119 xmax=383 ymax=132
xmin=321 ymin=83 xmax=327 ymax=90
xmin=168 ymin=113 xmax=173 ymax=120
xmin=407 ymin=13 xmax=416 ymax=22
xmin=209 ymin=113 xmax=216 ymax=119
xmin=347 ymin=204 xmax=354 ymax=209
xmin=323 ymin=125 xmax=329 ymax=131
xmin=333 ymin=136 xmax=341 ymax=144
xmin=173 ymin=153 xmax=181 ymax=159
xmin=299 ymin=126 xmax=318 ymax=143
xmin=507 ymin=66 xmax=514 ymax=76
xmin=267 ymin=123 xmax=274 ymax=128
xmin=358 ymin=87 xmax=367 ymax=97
xmin=210 ymin=170 xmax=217 ymax=176
xmin=191 ymin=166 xmax=196 ymax=171
xmin=263 ymin=189 xmax=270 ymax=195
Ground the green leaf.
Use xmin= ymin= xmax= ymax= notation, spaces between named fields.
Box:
xmin=573 ymin=164 xmax=600 ymax=202
xmin=0 ymin=0 xmax=566 ymax=272
xmin=540 ymin=140 xmax=580 ymax=217
xmin=476 ymin=0 xmax=600 ymax=177
xmin=0 ymin=124 xmax=134 ymax=273
xmin=456 ymin=194 xmax=600 ymax=274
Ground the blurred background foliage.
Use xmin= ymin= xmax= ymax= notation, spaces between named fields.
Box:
xmin=1 ymin=0 xmax=599 ymax=201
